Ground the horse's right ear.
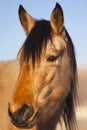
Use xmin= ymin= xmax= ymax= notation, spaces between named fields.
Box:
xmin=18 ymin=5 xmax=36 ymax=35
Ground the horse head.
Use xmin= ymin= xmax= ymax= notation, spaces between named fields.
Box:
xmin=8 ymin=3 xmax=77 ymax=130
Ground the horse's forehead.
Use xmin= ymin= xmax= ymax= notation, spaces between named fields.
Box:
xmin=47 ymin=35 xmax=66 ymax=51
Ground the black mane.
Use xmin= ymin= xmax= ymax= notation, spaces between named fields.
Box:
xmin=62 ymin=29 xmax=78 ymax=130
xmin=19 ymin=19 xmax=77 ymax=130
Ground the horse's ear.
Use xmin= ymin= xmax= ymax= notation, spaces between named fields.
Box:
xmin=50 ymin=3 xmax=64 ymax=34
xmin=18 ymin=5 xmax=36 ymax=35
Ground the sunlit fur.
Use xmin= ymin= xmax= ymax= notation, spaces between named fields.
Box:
xmin=0 ymin=3 xmax=78 ymax=130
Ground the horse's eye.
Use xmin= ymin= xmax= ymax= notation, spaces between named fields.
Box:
xmin=47 ymin=56 xmax=57 ymax=62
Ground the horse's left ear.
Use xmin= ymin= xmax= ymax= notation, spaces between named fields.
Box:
xmin=18 ymin=5 xmax=36 ymax=35
xmin=50 ymin=3 xmax=64 ymax=34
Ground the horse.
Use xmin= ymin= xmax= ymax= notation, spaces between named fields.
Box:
xmin=1 ymin=2 xmax=78 ymax=130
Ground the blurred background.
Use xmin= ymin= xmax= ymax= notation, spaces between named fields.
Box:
xmin=0 ymin=0 xmax=87 ymax=129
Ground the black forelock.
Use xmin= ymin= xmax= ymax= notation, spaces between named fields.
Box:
xmin=20 ymin=19 xmax=52 ymax=67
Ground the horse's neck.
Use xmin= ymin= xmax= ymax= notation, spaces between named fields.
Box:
xmin=36 ymin=110 xmax=62 ymax=130
xmin=29 ymin=121 xmax=57 ymax=130
xmin=36 ymin=120 xmax=57 ymax=130
xmin=35 ymin=104 xmax=64 ymax=130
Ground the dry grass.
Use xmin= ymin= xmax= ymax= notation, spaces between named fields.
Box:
xmin=76 ymin=67 xmax=87 ymax=130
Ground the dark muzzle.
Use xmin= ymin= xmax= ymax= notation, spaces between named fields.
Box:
xmin=8 ymin=103 xmax=38 ymax=129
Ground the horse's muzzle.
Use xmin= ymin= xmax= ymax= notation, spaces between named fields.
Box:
xmin=8 ymin=103 xmax=38 ymax=128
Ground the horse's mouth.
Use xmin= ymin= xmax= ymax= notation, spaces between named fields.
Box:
xmin=11 ymin=111 xmax=38 ymax=129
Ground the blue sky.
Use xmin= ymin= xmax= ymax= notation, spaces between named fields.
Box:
xmin=0 ymin=0 xmax=87 ymax=66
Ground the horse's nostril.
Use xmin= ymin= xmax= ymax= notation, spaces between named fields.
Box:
xmin=18 ymin=104 xmax=33 ymax=121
